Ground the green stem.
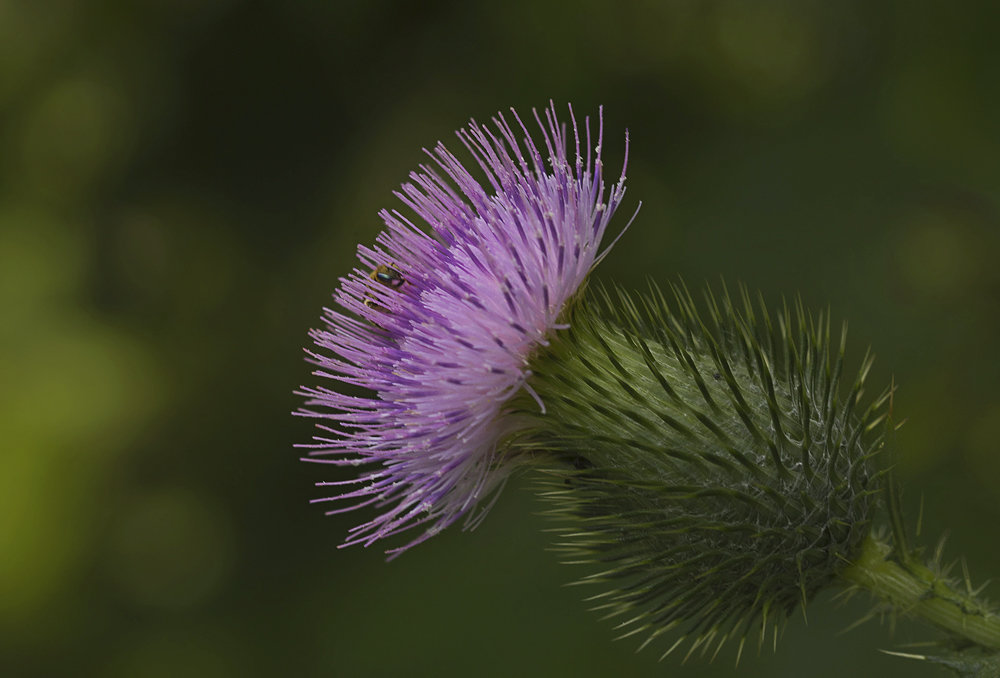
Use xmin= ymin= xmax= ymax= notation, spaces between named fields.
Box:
xmin=840 ymin=533 xmax=1000 ymax=650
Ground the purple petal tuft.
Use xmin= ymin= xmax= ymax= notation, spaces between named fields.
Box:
xmin=297 ymin=103 xmax=630 ymax=556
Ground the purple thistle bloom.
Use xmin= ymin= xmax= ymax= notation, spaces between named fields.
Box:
xmin=297 ymin=103 xmax=631 ymax=557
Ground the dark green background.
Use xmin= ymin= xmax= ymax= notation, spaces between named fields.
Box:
xmin=2 ymin=1 xmax=999 ymax=676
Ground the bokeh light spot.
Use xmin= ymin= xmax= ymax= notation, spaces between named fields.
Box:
xmin=13 ymin=74 xmax=131 ymax=202
xmin=895 ymin=208 xmax=981 ymax=301
xmin=105 ymin=489 xmax=235 ymax=610
xmin=966 ymin=402 xmax=1000 ymax=485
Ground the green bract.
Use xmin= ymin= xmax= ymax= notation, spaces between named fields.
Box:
xmin=515 ymin=282 xmax=892 ymax=660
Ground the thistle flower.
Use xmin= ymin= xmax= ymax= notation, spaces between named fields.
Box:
xmin=297 ymin=103 xmax=630 ymax=556
xmin=297 ymin=103 xmax=1000 ymax=668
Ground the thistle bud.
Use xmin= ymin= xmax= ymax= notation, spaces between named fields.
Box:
xmin=514 ymin=283 xmax=891 ymax=659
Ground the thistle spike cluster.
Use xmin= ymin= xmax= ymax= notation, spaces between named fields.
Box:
xmin=517 ymin=282 xmax=893 ymax=659
xmin=297 ymin=103 xmax=629 ymax=556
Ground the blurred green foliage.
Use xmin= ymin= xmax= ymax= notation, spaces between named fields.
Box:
xmin=1 ymin=1 xmax=999 ymax=676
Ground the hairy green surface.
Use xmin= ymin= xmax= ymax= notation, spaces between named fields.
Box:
xmin=516 ymin=282 xmax=891 ymax=660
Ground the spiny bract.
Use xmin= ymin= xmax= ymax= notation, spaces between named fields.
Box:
xmin=519 ymin=282 xmax=891 ymax=662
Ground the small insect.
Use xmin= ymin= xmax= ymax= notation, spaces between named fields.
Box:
xmin=364 ymin=264 xmax=405 ymax=311
xmin=369 ymin=264 xmax=405 ymax=289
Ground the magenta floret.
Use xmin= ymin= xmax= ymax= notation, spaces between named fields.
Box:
xmin=297 ymin=103 xmax=630 ymax=556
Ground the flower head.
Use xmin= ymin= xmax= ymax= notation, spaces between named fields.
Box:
xmin=298 ymin=103 xmax=630 ymax=556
